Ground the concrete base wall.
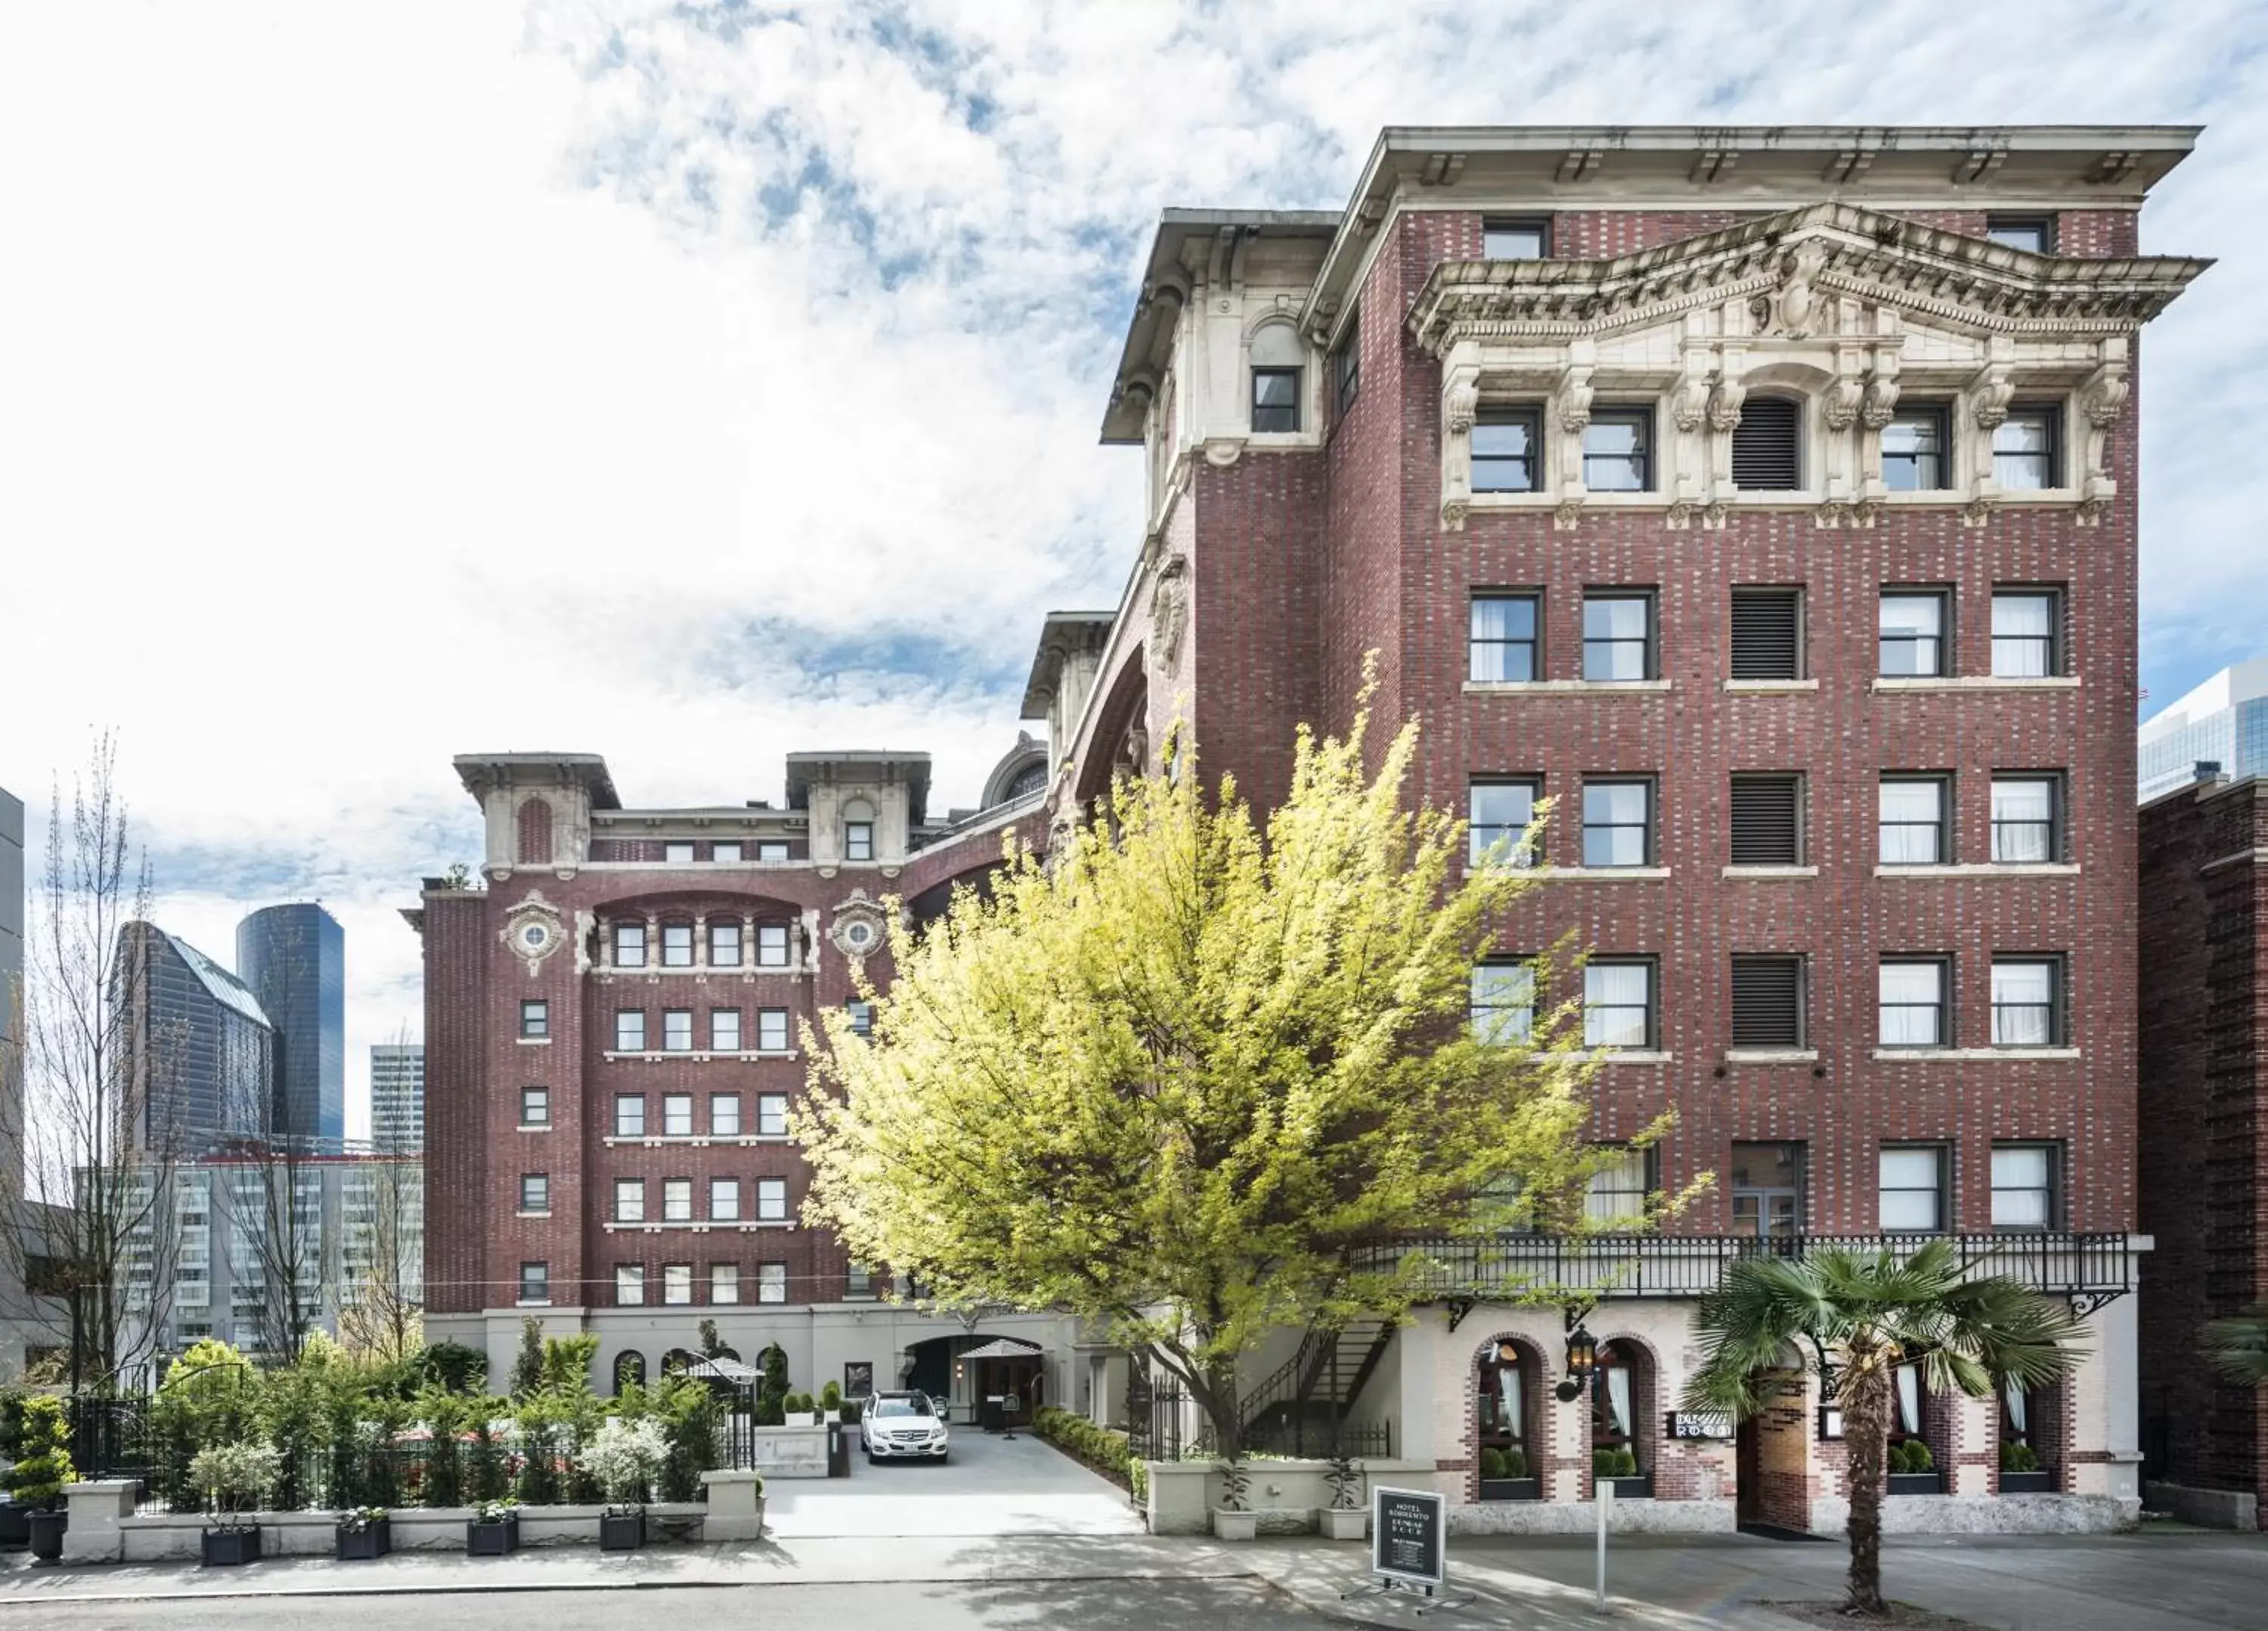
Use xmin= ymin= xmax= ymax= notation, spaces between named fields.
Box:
xmin=2146 ymin=1481 xmax=2260 ymax=1531
xmin=1807 ymin=1493 xmax=2139 ymax=1536
xmin=1452 ymin=1496 xmax=1739 ymax=1536
xmin=99 ymin=1503 xmax=710 ymax=1564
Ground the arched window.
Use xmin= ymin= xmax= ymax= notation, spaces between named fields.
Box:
xmin=1732 ymin=396 xmax=1802 ymax=491
xmin=1250 ymin=323 xmax=1305 ymax=434
xmin=1006 ymin=760 xmax=1047 ymax=801
xmin=1476 ymin=1339 xmax=1542 ymax=1497
xmin=516 ymin=799 xmax=553 ymax=866
xmin=615 ymin=1351 xmax=646 ymax=1392
xmin=1998 ymin=1374 xmax=2056 ymax=1487
xmin=1590 ymin=1340 xmax=1654 ymax=1489
xmin=662 ymin=1347 xmax=697 ymax=1377
xmin=1888 ymin=1360 xmax=1942 ymax=1488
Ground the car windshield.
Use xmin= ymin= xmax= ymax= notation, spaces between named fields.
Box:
xmin=873 ymin=1396 xmax=933 ymax=1419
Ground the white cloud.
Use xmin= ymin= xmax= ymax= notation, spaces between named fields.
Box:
xmin=2 ymin=1 xmax=2260 ymax=1128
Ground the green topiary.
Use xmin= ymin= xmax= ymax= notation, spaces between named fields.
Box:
xmin=1592 ymin=1447 xmax=1617 ymax=1478
xmin=820 ymin=1381 xmax=842 ymax=1411
xmin=1903 ymin=1439 xmax=1934 ymax=1473
xmin=1504 ymin=1447 xmax=1529 ymax=1480
xmin=1479 ymin=1447 xmax=1507 ymax=1480
xmin=6 ymin=1396 xmax=79 ymax=1510
xmin=1612 ymin=1447 xmax=1639 ymax=1478
xmin=2000 ymin=1440 xmax=2040 ymax=1474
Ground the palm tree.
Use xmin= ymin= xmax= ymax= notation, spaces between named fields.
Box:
xmin=2203 ymin=1304 xmax=2268 ymax=1385
xmin=1682 ymin=1239 xmax=2085 ymax=1619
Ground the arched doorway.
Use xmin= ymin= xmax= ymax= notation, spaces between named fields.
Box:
xmin=906 ymin=1334 xmax=1045 ymax=1427
xmin=1734 ymin=1343 xmax=1810 ymax=1533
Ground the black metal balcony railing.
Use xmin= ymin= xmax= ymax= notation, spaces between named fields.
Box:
xmin=1349 ymin=1231 xmax=2136 ymax=1308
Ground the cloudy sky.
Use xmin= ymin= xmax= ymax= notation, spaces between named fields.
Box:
xmin=4 ymin=2 xmax=2263 ymax=1134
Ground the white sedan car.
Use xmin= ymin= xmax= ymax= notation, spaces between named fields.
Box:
xmin=860 ymin=1391 xmax=950 ymax=1462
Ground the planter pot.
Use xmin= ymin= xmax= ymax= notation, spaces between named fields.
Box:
xmin=334 ymin=1518 xmax=392 ymax=1560
xmin=1887 ymin=1472 xmax=1945 ymax=1496
xmin=1210 ymin=1509 xmax=1258 ymax=1541
xmin=599 ymin=1511 xmax=646 ymax=1552
xmin=201 ymin=1525 xmax=262 ymax=1568
xmin=1998 ymin=1470 xmax=2055 ymax=1494
xmin=1603 ymin=1475 xmax=1653 ymax=1499
xmin=1318 ymin=1506 xmax=1368 ymax=1541
xmin=26 ymin=1509 xmax=67 ymax=1563
xmin=466 ymin=1515 xmax=520 ymax=1556
xmin=1479 ymin=1478 xmax=1542 ymax=1502
xmin=0 ymin=1499 xmax=31 ymax=1549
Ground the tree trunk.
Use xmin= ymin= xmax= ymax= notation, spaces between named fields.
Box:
xmin=1842 ymin=1358 xmax=1892 ymax=1617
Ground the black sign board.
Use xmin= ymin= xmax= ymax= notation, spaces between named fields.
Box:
xmin=1369 ymin=1485 xmax=1446 ymax=1590
xmin=844 ymin=1361 xmax=875 ymax=1399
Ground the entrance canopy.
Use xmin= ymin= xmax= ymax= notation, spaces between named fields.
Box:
xmin=686 ymin=1357 xmax=758 ymax=1385
xmin=959 ymin=1338 xmax=1043 ymax=1360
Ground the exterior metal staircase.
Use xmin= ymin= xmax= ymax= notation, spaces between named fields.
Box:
xmin=1238 ymin=1317 xmax=1394 ymax=1456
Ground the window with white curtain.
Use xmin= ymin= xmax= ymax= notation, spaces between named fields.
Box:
xmin=1879 ymin=960 xmax=1949 ymax=1047
xmin=1583 ymin=961 xmax=1653 ymax=1049
xmin=1470 ymin=961 xmax=1536 ymax=1046
xmin=1895 ymin=1363 xmax=1925 ymax=1438
xmin=1878 ymin=1148 xmax=1946 ymax=1232
xmin=1992 ymin=959 xmax=2062 ymax=1046
xmin=1585 ymin=1148 xmax=1652 ymax=1225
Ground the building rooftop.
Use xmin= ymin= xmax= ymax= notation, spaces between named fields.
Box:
xmin=2139 ymin=658 xmax=2268 ymax=746
xmin=153 ymin=927 xmax=272 ymax=1030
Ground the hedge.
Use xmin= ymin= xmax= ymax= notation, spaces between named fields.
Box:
xmin=1032 ymin=1406 xmax=1138 ymax=1492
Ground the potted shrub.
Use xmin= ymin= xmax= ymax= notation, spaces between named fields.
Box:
xmin=334 ymin=1504 xmax=392 ymax=1561
xmin=11 ymin=1396 xmax=78 ymax=1562
xmin=1886 ymin=1439 xmax=1944 ymax=1494
xmin=1210 ymin=1460 xmax=1256 ymax=1541
xmin=1593 ymin=1446 xmax=1649 ymax=1499
xmin=1479 ymin=1445 xmax=1541 ymax=1502
xmin=190 ymin=1438 xmax=281 ymax=1566
xmin=1999 ymin=1440 xmax=2053 ymax=1494
xmin=784 ymin=1391 xmax=820 ymax=1428
xmin=579 ymin=1416 xmax=668 ymax=1552
xmin=819 ymin=1381 xmax=843 ymax=1422
xmin=0 ymin=1388 xmax=32 ymax=1549
xmin=467 ymin=1497 xmax=520 ymax=1555
xmin=1319 ymin=1452 xmax=1366 ymax=1540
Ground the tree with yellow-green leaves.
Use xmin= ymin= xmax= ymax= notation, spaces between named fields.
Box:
xmin=799 ymin=698 xmax=1672 ymax=1460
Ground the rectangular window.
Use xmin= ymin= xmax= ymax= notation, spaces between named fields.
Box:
xmin=1582 ymin=409 xmax=1652 ymax=491
xmin=1472 ymin=410 xmax=1541 ymax=494
xmin=757 ymin=1178 xmax=789 ymax=1221
xmin=705 ymin=842 xmax=741 ymax=866
xmin=520 ymin=1087 xmax=550 ymax=1128
xmin=663 ymin=1178 xmax=693 ymax=1222
xmin=662 ymin=1010 xmax=693 ymax=1052
xmin=1584 ymin=961 xmax=1655 ymax=1051
xmin=757 ymin=1009 xmax=789 ymax=1052
xmin=1879 ymin=1147 xmax=1947 ymax=1233
xmin=711 ymin=1263 xmax=739 ymax=1304
xmin=844 ymin=822 xmax=875 ymax=862
xmin=1470 ymin=961 xmax=1536 ymax=1046
xmin=1731 ymin=1141 xmax=1804 ymax=1241
xmin=710 ymin=1178 xmax=742 ymax=1221
xmin=757 ymin=840 xmax=789 ymax=862
xmin=1730 ymin=774 xmax=1803 ymax=865
xmin=1730 ymin=956 xmax=1805 ymax=1049
xmin=519 ymin=1174 xmax=550 ymax=1215
xmin=758 ymin=1263 xmax=788 ymax=1304
xmin=520 ymin=1001 xmax=549 ymax=1039
xmin=757 ymin=924 xmax=791 ymax=967
xmin=662 ymin=1094 xmax=693 ymax=1137
xmin=1584 ymin=1147 xmax=1651 ymax=1225
xmin=1991 ymin=1145 xmax=2058 ymax=1230
xmin=757 ymin=1094 xmax=789 ymax=1137
xmin=847 ymin=1264 xmax=876 ymax=1300
xmin=1879 ymin=590 xmax=1949 ymax=676
xmin=1582 ymin=778 xmax=1653 ymax=868
xmin=1251 ymin=366 xmax=1301 ymax=433
xmin=615 ymin=1010 xmax=646 ymax=1052
xmin=1991 ymin=958 xmax=2063 ymax=1047
xmin=1582 ymin=593 xmax=1654 ymax=681
xmin=1986 ymin=215 xmax=2055 ymax=255
xmin=1882 ymin=407 xmax=1951 ymax=491
xmin=1729 ymin=587 xmax=1802 ymax=679
xmin=524 ymin=1264 xmax=553 ymax=1303
xmin=1991 ymin=590 xmax=2060 ymax=677
xmin=1879 ymin=777 xmax=1950 ymax=865
xmin=1994 ymin=407 xmax=2061 ymax=490
xmin=665 ymin=841 xmax=696 ymax=865
xmin=1333 ymin=324 xmax=1360 ymax=416
xmin=614 ymin=1178 xmax=645 ymax=1223
xmin=663 ymin=1263 xmax=692 ymax=1305
xmin=1991 ymin=776 xmax=2061 ymax=863
xmin=661 ymin=923 xmax=694 ymax=967
xmin=1483 ymin=218 xmax=1551 ymax=259
xmin=614 ymin=923 xmax=647 ymax=967
xmin=615 ymin=1094 xmax=646 ymax=1139
xmin=1879 ymin=959 xmax=1950 ymax=1048
xmin=711 ymin=1007 xmax=742 ymax=1051
xmin=847 ymin=1001 xmax=875 ymax=1038
xmin=711 ymin=1093 xmax=742 ymax=1137
xmin=1469 ymin=593 xmax=1540 ymax=682
xmin=709 ymin=921 xmax=743 ymax=967
xmin=1468 ymin=778 xmax=1538 ymax=868
xmin=615 ymin=1264 xmax=644 ymax=1307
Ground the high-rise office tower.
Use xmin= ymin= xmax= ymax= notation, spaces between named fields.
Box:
xmin=2138 ymin=658 xmax=2268 ymax=802
xmin=370 ymin=1043 xmax=425 ymax=1153
xmin=114 ymin=923 xmax=275 ymax=1151
xmin=236 ymin=905 xmax=345 ymax=1145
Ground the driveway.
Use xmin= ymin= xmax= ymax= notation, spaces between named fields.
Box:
xmin=761 ymin=1424 xmax=1145 ymax=1538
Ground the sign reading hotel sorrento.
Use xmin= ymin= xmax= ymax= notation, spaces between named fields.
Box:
xmin=1369 ymin=1486 xmax=1446 ymax=1592
xmin=1416 ymin=201 xmax=2206 ymax=535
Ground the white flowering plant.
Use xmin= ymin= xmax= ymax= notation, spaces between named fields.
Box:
xmin=575 ymin=1416 xmax=668 ymax=1513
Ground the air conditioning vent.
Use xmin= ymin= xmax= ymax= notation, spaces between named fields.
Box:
xmin=1730 ymin=956 xmax=1805 ymax=1048
xmin=1732 ymin=397 xmax=1802 ymax=491
xmin=1730 ymin=589 xmax=1802 ymax=679
xmin=1730 ymin=775 xmax=1802 ymax=866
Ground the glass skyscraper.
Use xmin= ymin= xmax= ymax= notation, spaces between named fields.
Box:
xmin=116 ymin=923 xmax=275 ymax=1151
xmin=369 ymin=1042 xmax=424 ymax=1153
xmin=235 ymin=904 xmax=345 ymax=1146
xmin=2139 ymin=659 xmax=2268 ymax=803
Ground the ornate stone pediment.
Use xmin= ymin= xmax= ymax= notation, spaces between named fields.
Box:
xmin=500 ymin=891 xmax=567 ymax=976
xmin=828 ymin=890 xmax=892 ymax=965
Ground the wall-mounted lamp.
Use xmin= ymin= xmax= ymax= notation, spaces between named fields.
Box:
xmin=1555 ymin=1323 xmax=1599 ymax=1404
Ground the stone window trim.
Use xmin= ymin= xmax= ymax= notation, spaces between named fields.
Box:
xmin=602 ymin=1219 xmax=799 ymax=1235
xmin=596 ymin=912 xmax=810 ymax=975
xmin=599 ymin=1048 xmax=801 ymax=1064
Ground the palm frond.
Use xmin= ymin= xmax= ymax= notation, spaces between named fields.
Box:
xmin=2203 ymin=1306 xmax=2268 ymax=1387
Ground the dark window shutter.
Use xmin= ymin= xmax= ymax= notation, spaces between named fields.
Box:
xmin=1730 ymin=590 xmax=1801 ymax=679
xmin=1730 ymin=776 xmax=1801 ymax=865
xmin=1732 ymin=397 xmax=1801 ymax=491
xmin=1731 ymin=957 xmax=1804 ymax=1048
